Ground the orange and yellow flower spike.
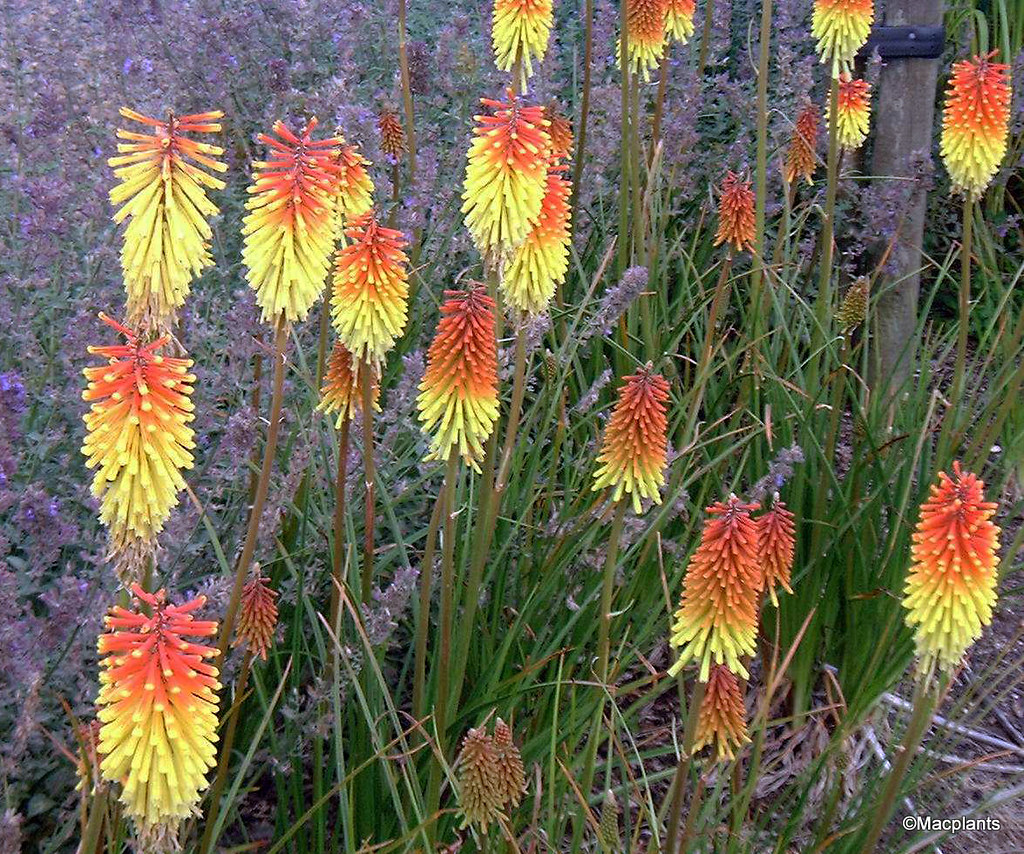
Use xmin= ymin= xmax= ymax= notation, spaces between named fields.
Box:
xmin=811 ymin=0 xmax=874 ymax=78
xmin=502 ymin=163 xmax=572 ymax=315
xmin=619 ymin=0 xmax=669 ymax=82
xmin=783 ymin=103 xmax=819 ymax=186
xmin=831 ymin=73 xmax=872 ymax=151
xmin=669 ymin=496 xmax=762 ymax=680
xmin=331 ymin=136 xmax=375 ymax=223
xmin=462 ymin=90 xmax=551 ymax=264
xmin=591 ymin=364 xmax=670 ymax=514
xmin=242 ymin=118 xmax=342 ymax=325
xmin=713 ymin=171 xmax=755 ymax=255
xmin=693 ymin=665 xmax=750 ymax=762
xmin=492 ymin=0 xmax=554 ymax=90
xmin=331 ymin=212 xmax=410 ymax=367
xmin=96 ymin=585 xmax=220 ymax=835
xmin=757 ymin=497 xmax=796 ymax=607
xmin=317 ymin=340 xmax=381 ymax=426
xmin=940 ymin=51 xmax=1012 ymax=200
xmin=108 ymin=108 xmax=226 ymax=334
xmin=664 ymin=0 xmax=695 ymax=43
xmin=81 ymin=314 xmax=196 ymax=580
xmin=902 ymin=462 xmax=1001 ymax=671
xmin=417 ymin=284 xmax=499 ymax=471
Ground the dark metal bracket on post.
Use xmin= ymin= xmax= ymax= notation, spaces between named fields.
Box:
xmin=859 ymin=25 xmax=946 ymax=59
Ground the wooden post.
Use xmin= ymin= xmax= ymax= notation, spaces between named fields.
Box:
xmin=869 ymin=0 xmax=944 ymax=398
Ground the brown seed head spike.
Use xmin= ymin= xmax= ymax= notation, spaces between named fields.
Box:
xmin=493 ymin=717 xmax=526 ymax=809
xmin=456 ymin=727 xmax=504 ymax=830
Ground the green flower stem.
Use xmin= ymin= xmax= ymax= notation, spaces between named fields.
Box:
xmin=412 ymin=488 xmax=445 ymax=724
xmin=360 ymin=362 xmax=377 ymax=605
xmin=327 ymin=417 xmax=351 ymax=653
xmin=663 ymin=678 xmax=706 ymax=854
xmin=218 ymin=315 xmax=288 ymax=661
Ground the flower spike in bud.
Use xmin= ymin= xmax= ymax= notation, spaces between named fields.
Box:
xmin=693 ymin=665 xmax=750 ymax=762
xmin=234 ymin=568 xmax=279 ymax=660
xmin=784 ymin=103 xmax=819 ymax=186
xmin=713 ymin=171 xmax=755 ymax=255
xmin=318 ymin=340 xmax=381 ymax=426
xmin=757 ymin=496 xmax=796 ymax=607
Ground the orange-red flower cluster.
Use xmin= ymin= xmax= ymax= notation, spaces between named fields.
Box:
xmin=669 ymin=496 xmax=762 ymax=680
xmin=941 ymin=52 xmax=1013 ymax=199
xmin=81 ymin=314 xmax=196 ymax=579
xmin=96 ymin=586 xmax=220 ymax=830
xmin=331 ymin=212 xmax=410 ymax=367
xmin=462 ymin=91 xmax=551 ymax=263
xmin=592 ymin=364 xmax=670 ymax=513
xmin=318 ymin=340 xmax=381 ymax=426
xmin=758 ymin=498 xmax=795 ymax=606
xmin=417 ymin=284 xmax=499 ymax=470
xmin=903 ymin=462 xmax=1001 ymax=670
xmin=242 ymin=118 xmax=342 ymax=324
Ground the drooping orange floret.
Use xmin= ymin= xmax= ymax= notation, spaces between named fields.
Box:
xmin=713 ymin=171 xmax=755 ymax=254
xmin=757 ymin=497 xmax=796 ymax=606
xmin=502 ymin=163 xmax=572 ymax=315
xmin=331 ymin=212 xmax=410 ymax=367
xmin=693 ymin=665 xmax=750 ymax=762
xmin=619 ymin=0 xmax=669 ymax=82
xmin=331 ymin=137 xmax=375 ymax=222
xmin=669 ymin=496 xmax=762 ymax=680
xmin=417 ymin=284 xmax=499 ymax=471
xmin=317 ymin=340 xmax=381 ymax=426
xmin=903 ymin=462 xmax=1001 ymax=671
xmin=543 ymin=102 xmax=574 ymax=161
xmin=664 ymin=0 xmax=696 ymax=43
xmin=591 ymin=364 xmax=670 ymax=514
xmin=812 ymin=0 xmax=874 ymax=77
xmin=783 ymin=103 xmax=819 ymax=185
xmin=492 ymin=0 xmax=554 ymax=89
xmin=108 ymin=108 xmax=226 ymax=333
xmin=233 ymin=570 xmax=279 ymax=661
xmin=832 ymin=73 xmax=872 ymax=150
xmin=941 ymin=51 xmax=1013 ymax=199
xmin=81 ymin=314 xmax=196 ymax=579
xmin=242 ymin=118 xmax=342 ymax=325
xmin=96 ymin=585 xmax=220 ymax=832
xmin=378 ymin=107 xmax=408 ymax=160
xmin=462 ymin=90 xmax=551 ymax=264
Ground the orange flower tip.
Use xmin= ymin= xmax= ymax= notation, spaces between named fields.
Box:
xmin=902 ymin=461 xmax=1001 ymax=671
xmin=591 ymin=363 xmax=670 ymax=514
xmin=243 ymin=120 xmax=342 ymax=324
xmin=669 ymin=495 xmax=762 ymax=681
xmin=331 ymin=213 xmax=411 ymax=366
xmin=417 ymin=283 xmax=499 ymax=470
